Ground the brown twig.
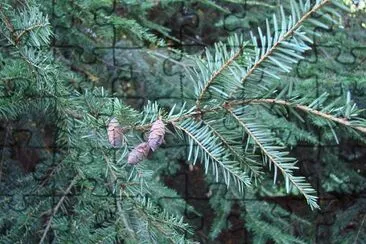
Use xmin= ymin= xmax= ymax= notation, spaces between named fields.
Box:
xmin=353 ymin=214 xmax=365 ymax=244
xmin=126 ymin=96 xmax=366 ymax=135
xmin=0 ymin=5 xmax=16 ymax=44
xmin=15 ymin=23 xmax=49 ymax=44
xmin=235 ymin=98 xmax=366 ymax=134
xmin=39 ymin=177 xmax=78 ymax=244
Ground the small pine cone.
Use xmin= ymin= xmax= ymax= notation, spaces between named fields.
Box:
xmin=128 ymin=142 xmax=150 ymax=165
xmin=107 ymin=118 xmax=124 ymax=148
xmin=148 ymin=119 xmax=165 ymax=151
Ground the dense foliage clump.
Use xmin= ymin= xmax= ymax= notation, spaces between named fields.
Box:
xmin=0 ymin=0 xmax=365 ymax=243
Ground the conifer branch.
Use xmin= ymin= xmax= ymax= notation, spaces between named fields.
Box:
xmin=189 ymin=34 xmax=247 ymax=103
xmin=354 ymin=214 xmax=366 ymax=244
xmin=15 ymin=23 xmax=50 ymax=44
xmin=0 ymin=5 xmax=16 ymax=45
xmin=196 ymin=44 xmax=244 ymax=107
xmin=227 ymin=107 xmax=319 ymax=209
xmin=174 ymin=119 xmax=251 ymax=192
xmin=2 ymin=0 xmax=357 ymax=241
xmin=0 ymin=6 xmax=14 ymax=33
xmin=234 ymin=98 xmax=366 ymax=133
xmin=39 ymin=176 xmax=78 ymax=244
xmin=228 ymin=0 xmax=332 ymax=99
xmin=201 ymin=120 xmax=263 ymax=180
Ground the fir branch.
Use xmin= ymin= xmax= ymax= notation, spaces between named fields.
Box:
xmin=246 ymin=211 xmax=307 ymax=244
xmin=201 ymin=119 xmax=263 ymax=180
xmin=354 ymin=214 xmax=366 ymax=244
xmin=226 ymin=106 xmax=319 ymax=209
xmin=196 ymin=39 xmax=244 ymax=107
xmin=234 ymin=98 xmax=366 ymax=134
xmin=174 ymin=119 xmax=251 ymax=193
xmin=227 ymin=0 xmax=334 ymax=99
xmin=102 ymin=147 xmax=192 ymax=242
xmin=15 ymin=22 xmax=50 ymax=44
xmin=121 ymin=195 xmax=192 ymax=243
xmin=116 ymin=196 xmax=137 ymax=240
xmin=0 ymin=4 xmax=16 ymax=45
xmin=0 ymin=5 xmax=13 ymax=32
xmin=101 ymin=152 xmax=143 ymax=240
xmin=39 ymin=176 xmax=78 ymax=244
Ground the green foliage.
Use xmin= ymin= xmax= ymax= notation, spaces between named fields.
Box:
xmin=182 ymin=0 xmax=363 ymax=210
xmin=0 ymin=0 xmax=365 ymax=243
xmin=330 ymin=198 xmax=366 ymax=243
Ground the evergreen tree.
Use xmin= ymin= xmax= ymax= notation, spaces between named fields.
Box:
xmin=0 ymin=0 xmax=365 ymax=243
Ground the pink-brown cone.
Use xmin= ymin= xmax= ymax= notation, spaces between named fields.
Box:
xmin=148 ymin=119 xmax=165 ymax=151
xmin=107 ymin=118 xmax=124 ymax=147
xmin=127 ymin=142 xmax=150 ymax=164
